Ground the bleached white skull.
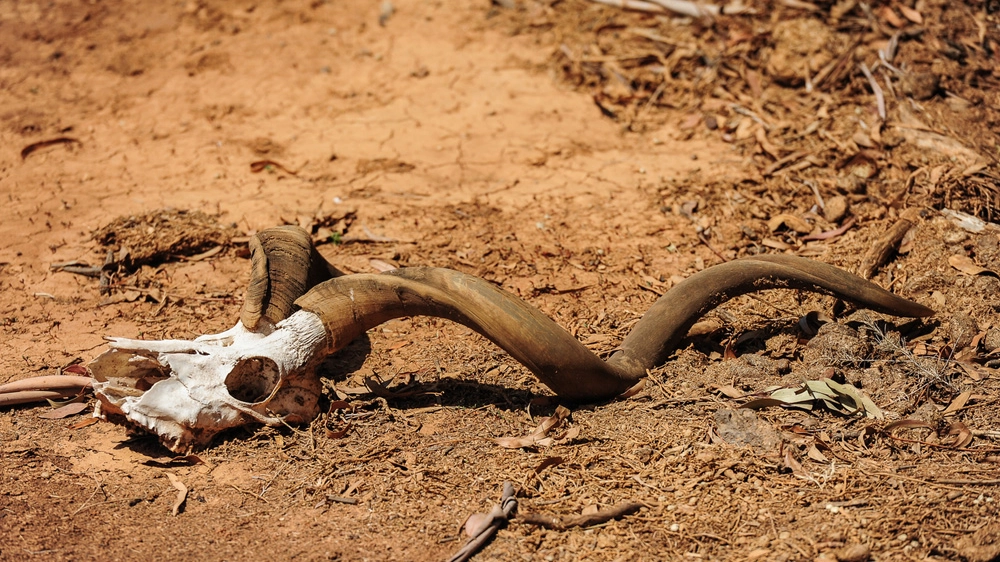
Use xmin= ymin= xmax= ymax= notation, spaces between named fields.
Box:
xmin=90 ymin=312 xmax=329 ymax=452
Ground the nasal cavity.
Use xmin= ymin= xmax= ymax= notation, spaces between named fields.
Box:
xmin=225 ymin=357 xmax=281 ymax=404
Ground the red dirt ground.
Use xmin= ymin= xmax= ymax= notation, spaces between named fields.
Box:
xmin=2 ymin=1 xmax=999 ymax=560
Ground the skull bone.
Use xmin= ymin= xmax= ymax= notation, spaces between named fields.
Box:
xmin=89 ymin=311 xmax=329 ymax=452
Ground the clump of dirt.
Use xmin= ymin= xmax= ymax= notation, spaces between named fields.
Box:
xmin=93 ymin=209 xmax=237 ymax=266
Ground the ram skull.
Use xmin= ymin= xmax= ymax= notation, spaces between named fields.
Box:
xmin=89 ymin=226 xmax=933 ymax=452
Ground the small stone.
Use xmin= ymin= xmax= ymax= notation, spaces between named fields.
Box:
xmin=836 ymin=174 xmax=867 ymax=194
xmin=824 ymin=196 xmax=849 ymax=223
xmin=949 ymin=312 xmax=979 ymax=351
xmin=836 ymin=543 xmax=870 ymax=562
xmin=900 ymin=72 xmax=940 ymax=100
xmin=982 ymin=328 xmax=1000 ymax=353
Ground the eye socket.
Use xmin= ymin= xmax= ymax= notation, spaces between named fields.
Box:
xmin=224 ymin=357 xmax=280 ymax=404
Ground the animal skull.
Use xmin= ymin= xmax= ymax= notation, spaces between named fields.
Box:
xmin=86 ymin=225 xmax=933 ymax=453
xmin=90 ymin=311 xmax=329 ymax=452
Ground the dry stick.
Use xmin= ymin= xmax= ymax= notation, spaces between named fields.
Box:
xmin=865 ymin=472 xmax=967 ymax=493
xmin=587 ymin=0 xmax=667 ymax=14
xmin=762 ymin=150 xmax=810 ymax=176
xmin=519 ymin=501 xmax=644 ymax=530
xmin=646 ymin=0 xmax=721 ymax=17
xmin=448 ymin=482 xmax=517 ymax=562
xmin=857 ymin=209 xmax=922 ymax=279
xmin=859 ymin=62 xmax=886 ymax=122
xmin=802 ymin=179 xmax=826 ymax=213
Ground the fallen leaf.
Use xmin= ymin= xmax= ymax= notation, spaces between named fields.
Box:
xmin=63 ymin=364 xmax=90 ymax=376
xmin=186 ymin=246 xmax=222 ymax=261
xmin=767 ymin=214 xmax=812 ymax=234
xmin=712 ymin=385 xmax=744 ymax=399
xmin=559 ymin=426 xmax=581 ymax=441
xmin=949 ymin=255 xmax=998 ymax=277
xmin=369 ymin=258 xmax=397 ymax=272
xmin=326 ymin=423 xmax=351 ymax=439
xmin=69 ymin=417 xmax=100 ymax=429
xmin=464 ymin=512 xmax=494 ymax=538
xmin=534 ymin=456 xmax=564 ymax=474
xmin=943 ymin=422 xmax=973 ymax=448
xmin=942 ymin=391 xmax=972 ymax=417
xmin=386 ymin=340 xmax=411 ymax=351
xmin=879 ymin=5 xmax=905 ymax=27
xmin=806 ymin=444 xmax=829 ymax=463
xmin=495 ymin=406 xmax=571 ymax=449
xmin=250 ymin=159 xmax=298 ymax=175
xmin=744 ymin=380 xmax=881 ymax=418
xmin=897 ymin=4 xmax=922 ymax=23
xmin=143 ymin=455 xmax=206 ymax=468
xmin=39 ymin=401 xmax=89 ymax=419
xmin=20 ymin=137 xmax=81 ymax=159
xmin=783 ymin=447 xmax=811 ymax=479
xmin=166 ymin=472 xmax=188 ymax=516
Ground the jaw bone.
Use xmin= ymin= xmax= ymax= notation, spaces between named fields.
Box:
xmin=90 ymin=311 xmax=329 ymax=452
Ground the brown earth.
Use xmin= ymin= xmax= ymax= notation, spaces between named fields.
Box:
xmin=2 ymin=0 xmax=1000 ymax=560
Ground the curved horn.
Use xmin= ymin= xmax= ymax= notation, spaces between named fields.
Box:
xmin=294 ymin=257 xmax=932 ymax=402
xmin=607 ymin=254 xmax=933 ymax=378
xmin=241 ymin=226 xmax=344 ymax=330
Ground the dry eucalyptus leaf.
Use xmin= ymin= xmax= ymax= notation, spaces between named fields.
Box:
xmin=166 ymin=472 xmax=188 ymax=516
xmin=70 ymin=417 xmax=100 ymax=429
xmin=369 ymin=259 xmax=397 ymax=272
xmin=744 ymin=379 xmax=882 ymax=418
xmin=949 ymin=255 xmax=998 ymax=277
xmin=767 ymin=214 xmax=812 ymax=234
xmin=712 ymin=384 xmax=744 ymax=399
xmin=942 ymin=391 xmax=972 ymax=417
xmin=806 ymin=444 xmax=829 ymax=463
xmin=39 ymin=401 xmax=89 ymax=419
xmin=783 ymin=448 xmax=810 ymax=480
xmin=944 ymin=422 xmax=973 ymax=449
xmin=884 ymin=419 xmax=935 ymax=433
xmin=463 ymin=512 xmax=493 ymax=538
xmin=495 ymin=406 xmax=570 ymax=449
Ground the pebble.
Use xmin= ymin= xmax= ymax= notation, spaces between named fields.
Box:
xmin=836 ymin=543 xmax=870 ymax=562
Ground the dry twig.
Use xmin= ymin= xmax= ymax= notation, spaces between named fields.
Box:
xmin=857 ymin=209 xmax=921 ymax=279
xmin=519 ymin=501 xmax=644 ymax=530
xmin=448 ymin=482 xmax=517 ymax=562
